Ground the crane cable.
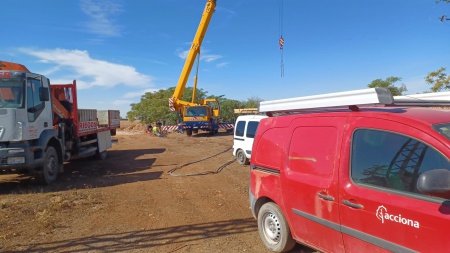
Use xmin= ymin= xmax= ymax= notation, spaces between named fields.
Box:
xmin=278 ymin=0 xmax=284 ymax=77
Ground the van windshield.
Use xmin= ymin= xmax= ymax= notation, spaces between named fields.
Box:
xmin=433 ymin=123 xmax=450 ymax=140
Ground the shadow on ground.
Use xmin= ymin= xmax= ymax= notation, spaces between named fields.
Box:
xmin=5 ymin=218 xmax=316 ymax=253
xmin=0 ymin=148 xmax=166 ymax=194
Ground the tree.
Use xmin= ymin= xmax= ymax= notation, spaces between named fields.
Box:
xmin=218 ymin=98 xmax=241 ymax=123
xmin=367 ymin=77 xmax=407 ymax=96
xmin=243 ymin=96 xmax=264 ymax=108
xmin=127 ymin=87 xmax=208 ymax=125
xmin=425 ymin=67 xmax=450 ymax=92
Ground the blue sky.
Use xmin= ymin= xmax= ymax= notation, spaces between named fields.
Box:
xmin=1 ymin=0 xmax=449 ymax=117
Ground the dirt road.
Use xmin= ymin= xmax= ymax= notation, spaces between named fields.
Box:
xmin=0 ymin=123 xmax=316 ymax=253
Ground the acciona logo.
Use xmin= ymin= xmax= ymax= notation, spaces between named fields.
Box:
xmin=376 ymin=205 xmax=420 ymax=228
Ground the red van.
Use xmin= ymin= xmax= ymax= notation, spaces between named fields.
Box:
xmin=249 ymin=88 xmax=450 ymax=253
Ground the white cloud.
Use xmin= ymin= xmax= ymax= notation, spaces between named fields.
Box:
xmin=201 ymin=54 xmax=222 ymax=63
xmin=113 ymin=99 xmax=134 ymax=106
xmin=80 ymin=0 xmax=123 ymax=37
xmin=176 ymin=49 xmax=223 ymax=63
xmin=176 ymin=49 xmax=189 ymax=59
xmin=18 ymin=48 xmax=153 ymax=89
xmin=216 ymin=62 xmax=229 ymax=69
xmin=123 ymin=88 xmax=159 ymax=99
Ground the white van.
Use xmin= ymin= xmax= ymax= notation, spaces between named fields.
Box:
xmin=233 ymin=115 xmax=268 ymax=165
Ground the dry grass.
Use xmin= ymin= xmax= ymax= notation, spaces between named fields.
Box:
xmin=0 ymin=190 xmax=104 ymax=237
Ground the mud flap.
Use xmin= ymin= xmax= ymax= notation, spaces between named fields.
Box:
xmin=97 ymin=131 xmax=112 ymax=152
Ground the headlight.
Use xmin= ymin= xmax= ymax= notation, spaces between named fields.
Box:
xmin=11 ymin=122 xmax=23 ymax=141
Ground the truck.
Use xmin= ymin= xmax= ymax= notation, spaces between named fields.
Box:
xmin=0 ymin=60 xmax=120 ymax=184
xmin=168 ymin=0 xmax=220 ymax=136
xmin=249 ymin=88 xmax=450 ymax=253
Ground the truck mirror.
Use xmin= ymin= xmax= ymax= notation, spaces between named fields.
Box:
xmin=39 ymin=87 xmax=49 ymax=101
xmin=417 ymin=169 xmax=450 ymax=199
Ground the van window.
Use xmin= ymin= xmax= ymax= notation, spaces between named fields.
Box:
xmin=433 ymin=122 xmax=450 ymax=140
xmin=351 ymin=129 xmax=450 ymax=194
xmin=235 ymin=121 xmax=246 ymax=137
xmin=246 ymin=121 xmax=259 ymax=138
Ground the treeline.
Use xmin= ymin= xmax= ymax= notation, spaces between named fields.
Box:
xmin=126 ymin=86 xmax=262 ymax=125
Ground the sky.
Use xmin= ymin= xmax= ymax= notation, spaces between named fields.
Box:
xmin=1 ymin=0 xmax=450 ymax=118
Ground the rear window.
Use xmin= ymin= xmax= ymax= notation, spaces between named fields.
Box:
xmin=433 ymin=123 xmax=450 ymax=140
xmin=246 ymin=121 xmax=260 ymax=138
xmin=235 ymin=121 xmax=245 ymax=137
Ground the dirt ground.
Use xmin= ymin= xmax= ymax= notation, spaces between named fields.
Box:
xmin=0 ymin=121 xmax=317 ymax=253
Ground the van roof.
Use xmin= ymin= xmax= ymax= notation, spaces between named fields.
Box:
xmin=268 ymin=106 xmax=450 ymax=127
xmin=236 ymin=114 xmax=268 ymax=120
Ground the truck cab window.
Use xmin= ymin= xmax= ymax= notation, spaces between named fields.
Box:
xmin=26 ymin=78 xmax=45 ymax=122
xmin=0 ymin=79 xmax=24 ymax=109
xmin=351 ymin=129 xmax=450 ymax=195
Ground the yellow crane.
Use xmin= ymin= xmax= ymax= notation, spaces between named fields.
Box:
xmin=169 ymin=0 xmax=220 ymax=136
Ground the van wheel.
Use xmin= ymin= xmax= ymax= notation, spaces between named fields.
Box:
xmin=236 ymin=149 xmax=249 ymax=165
xmin=36 ymin=147 xmax=59 ymax=185
xmin=258 ymin=202 xmax=296 ymax=253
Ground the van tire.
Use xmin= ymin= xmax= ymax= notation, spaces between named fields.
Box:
xmin=236 ymin=149 xmax=249 ymax=165
xmin=36 ymin=147 xmax=59 ymax=185
xmin=258 ymin=202 xmax=296 ymax=252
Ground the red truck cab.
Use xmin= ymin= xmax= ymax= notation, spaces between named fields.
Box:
xmin=249 ymin=88 xmax=450 ymax=253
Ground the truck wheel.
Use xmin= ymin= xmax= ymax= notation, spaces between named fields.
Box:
xmin=95 ymin=150 xmax=107 ymax=160
xmin=186 ymin=129 xmax=193 ymax=136
xmin=36 ymin=147 xmax=59 ymax=185
xmin=258 ymin=202 xmax=296 ymax=253
xmin=193 ymin=129 xmax=198 ymax=134
xmin=237 ymin=149 xmax=249 ymax=165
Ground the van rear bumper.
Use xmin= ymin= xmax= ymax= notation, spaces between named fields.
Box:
xmin=249 ymin=188 xmax=257 ymax=219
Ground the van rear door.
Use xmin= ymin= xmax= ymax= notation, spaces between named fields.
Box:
xmin=340 ymin=117 xmax=450 ymax=253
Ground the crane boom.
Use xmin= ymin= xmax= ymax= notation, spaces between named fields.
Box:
xmin=169 ymin=0 xmax=220 ymax=136
xmin=170 ymin=0 xmax=216 ymax=108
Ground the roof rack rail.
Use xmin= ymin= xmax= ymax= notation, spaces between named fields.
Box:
xmin=393 ymin=92 xmax=450 ymax=107
xmin=259 ymin=88 xmax=393 ymax=115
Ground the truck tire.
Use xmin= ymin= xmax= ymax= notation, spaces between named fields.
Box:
xmin=186 ymin=129 xmax=193 ymax=136
xmin=258 ymin=202 xmax=296 ymax=253
xmin=236 ymin=149 xmax=249 ymax=165
xmin=36 ymin=147 xmax=59 ymax=185
xmin=95 ymin=150 xmax=107 ymax=160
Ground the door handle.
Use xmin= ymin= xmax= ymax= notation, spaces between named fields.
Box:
xmin=342 ymin=200 xmax=363 ymax=209
xmin=317 ymin=193 xmax=335 ymax=201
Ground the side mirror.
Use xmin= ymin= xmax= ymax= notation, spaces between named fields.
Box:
xmin=39 ymin=87 xmax=49 ymax=101
xmin=417 ymin=169 xmax=450 ymax=199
